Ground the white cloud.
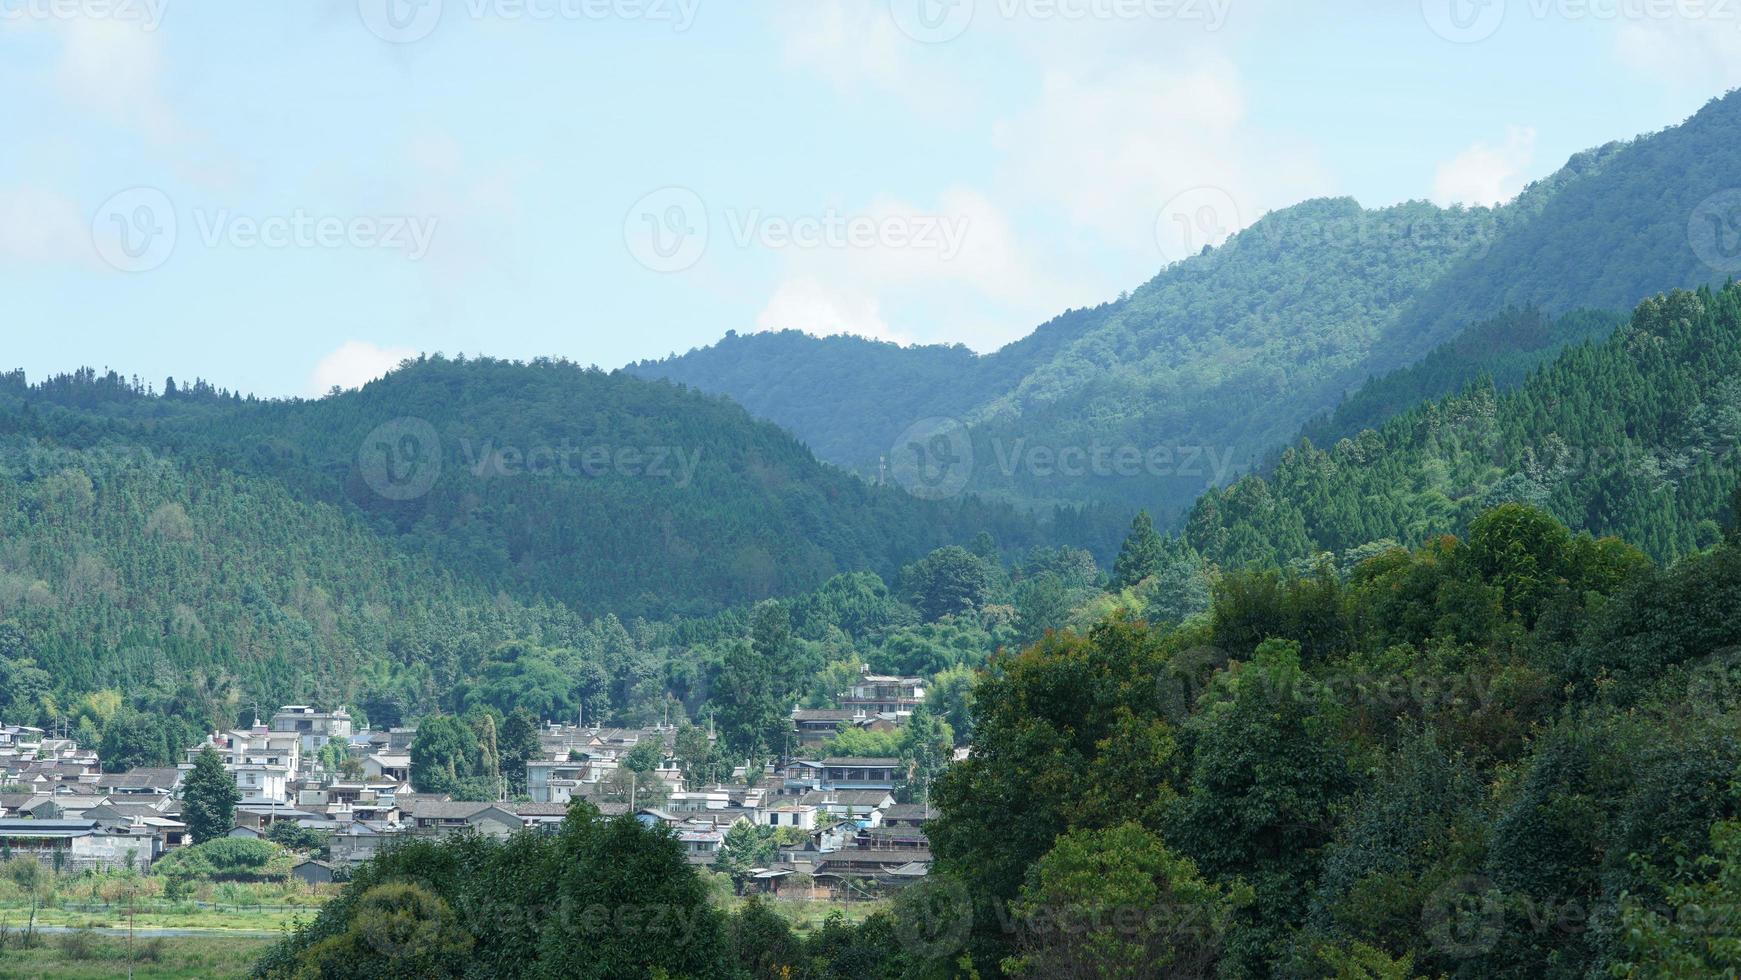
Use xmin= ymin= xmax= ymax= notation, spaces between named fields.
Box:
xmin=309 ymin=341 xmax=417 ymax=395
xmin=1613 ymin=18 xmax=1741 ymax=91
xmin=766 ymin=0 xmax=970 ymax=114
xmin=1432 ymin=126 xmax=1538 ymax=207
xmin=993 ymin=60 xmax=1332 ymax=251
xmin=755 ymin=278 xmax=901 ymax=343
xmin=54 ymin=17 xmax=178 ymax=144
xmin=0 ymin=187 xmax=92 ymax=263
xmin=747 ymin=187 xmax=1088 ymax=350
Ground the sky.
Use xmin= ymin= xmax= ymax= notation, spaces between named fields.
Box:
xmin=3 ymin=0 xmax=1739 ymax=398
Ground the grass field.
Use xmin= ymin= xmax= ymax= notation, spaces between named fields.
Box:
xmin=0 ymin=932 xmax=275 ymax=979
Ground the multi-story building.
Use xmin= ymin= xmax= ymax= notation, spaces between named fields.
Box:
xmin=270 ymin=706 xmax=355 ymax=754
xmin=838 ymin=670 xmax=925 ymax=716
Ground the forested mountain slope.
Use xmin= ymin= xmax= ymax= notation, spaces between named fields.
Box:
xmin=2 ymin=358 xmax=1106 ymax=622
xmin=634 ymin=92 xmax=1741 ymax=520
xmin=1186 ymin=286 xmax=1741 ymax=567
xmin=1298 ymin=306 xmax=1627 ymax=447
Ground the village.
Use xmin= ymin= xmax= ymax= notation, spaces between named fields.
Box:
xmin=0 ymin=669 xmax=942 ymax=905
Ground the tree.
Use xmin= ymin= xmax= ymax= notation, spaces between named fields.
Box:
xmin=99 ymin=709 xmax=171 ymax=772
xmin=499 ymin=709 xmax=543 ymax=797
xmin=182 ymin=746 xmax=240 ymax=845
xmin=673 ymin=723 xmax=717 ymax=789
xmin=410 ymin=716 xmax=479 ymax=795
xmin=713 ymin=641 xmax=787 ymax=767
xmin=622 ymin=738 xmax=663 ymax=774
xmin=1006 ymin=823 xmax=1243 ymax=980
xmin=1167 ymin=639 xmax=1359 ymax=973
xmin=895 ymin=704 xmax=952 ymax=805
xmin=714 ymin=821 xmax=779 ymax=891
xmin=902 ymin=546 xmax=995 ymax=622
xmin=1112 ymin=511 xmax=1166 ymax=589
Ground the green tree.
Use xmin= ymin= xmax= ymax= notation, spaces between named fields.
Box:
xmin=902 ymin=546 xmax=996 ymax=622
xmin=1112 ymin=510 xmax=1166 ymax=589
xmin=713 ymin=641 xmax=787 ymax=767
xmin=498 ymin=708 xmax=543 ymax=797
xmin=1006 ymin=822 xmax=1243 ymax=980
xmin=409 ymin=715 xmax=479 ymax=795
xmin=182 ymin=746 xmax=241 ymax=845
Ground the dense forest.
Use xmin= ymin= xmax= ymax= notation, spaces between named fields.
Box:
xmin=258 ymin=499 xmax=1741 ymax=977
xmin=1187 ymin=286 xmax=1741 ymax=568
xmin=635 ymin=92 xmax=1741 ymax=521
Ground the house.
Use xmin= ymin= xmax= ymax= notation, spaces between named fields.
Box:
xmin=405 ymin=801 xmax=521 ymax=838
xmin=227 ymin=825 xmax=264 ymax=840
xmin=811 ymin=848 xmax=934 ymax=890
xmin=797 ymin=790 xmax=894 ymax=825
xmin=526 ymin=759 xmax=590 ymax=804
xmin=270 ymin=706 xmax=355 ymax=754
xmin=676 ymin=826 xmax=724 ymax=865
xmin=95 ymin=768 xmax=181 ymax=797
xmin=362 ymin=754 xmax=410 ymax=784
xmin=787 ymin=759 xmax=902 ymax=793
xmin=512 ymin=802 xmax=571 ymax=830
xmin=880 ymin=804 xmax=935 ymax=828
xmin=762 ymin=803 xmax=818 ymax=831
xmin=0 ymin=819 xmax=154 ymax=871
xmin=839 ymin=669 xmax=925 ymax=716
xmin=291 ymin=858 xmax=336 ymax=885
xmin=791 ymin=708 xmax=898 ymax=748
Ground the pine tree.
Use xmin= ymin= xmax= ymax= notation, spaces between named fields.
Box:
xmin=182 ymin=746 xmax=241 ymax=845
xmin=1113 ymin=511 xmax=1166 ymax=589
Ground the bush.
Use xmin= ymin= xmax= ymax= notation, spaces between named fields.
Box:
xmin=151 ymin=838 xmax=293 ymax=882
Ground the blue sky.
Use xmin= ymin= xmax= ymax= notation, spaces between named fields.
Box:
xmin=3 ymin=0 xmax=1737 ymax=397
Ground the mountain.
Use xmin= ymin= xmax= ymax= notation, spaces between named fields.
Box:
xmin=1 ymin=358 xmax=1107 ymax=624
xmin=632 ymin=92 xmax=1741 ymax=520
xmin=1298 ymin=305 xmax=1627 ymax=447
xmin=1184 ymin=285 xmax=1741 ymax=568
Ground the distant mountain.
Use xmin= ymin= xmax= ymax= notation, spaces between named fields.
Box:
xmin=1298 ymin=305 xmax=1627 ymax=448
xmin=1 ymin=358 xmax=1100 ymax=622
xmin=632 ymin=92 xmax=1741 ymax=521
